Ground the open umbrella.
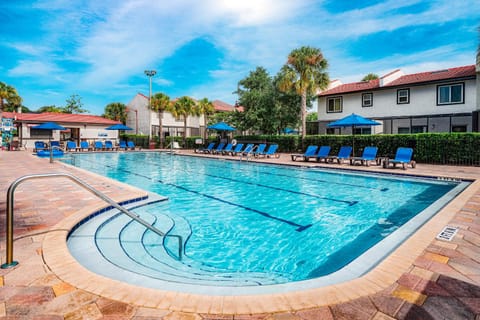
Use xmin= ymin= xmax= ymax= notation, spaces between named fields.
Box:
xmin=105 ymin=123 xmax=133 ymax=131
xmin=32 ymin=122 xmax=66 ymax=131
xmin=207 ymin=122 xmax=235 ymax=131
xmin=327 ymin=113 xmax=380 ymax=156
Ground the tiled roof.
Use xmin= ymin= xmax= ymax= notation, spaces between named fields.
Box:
xmin=319 ymin=65 xmax=476 ymax=96
xmin=212 ymin=100 xmax=235 ymax=112
xmin=2 ymin=112 xmax=120 ymax=125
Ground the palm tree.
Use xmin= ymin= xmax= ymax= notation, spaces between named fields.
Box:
xmin=150 ymin=92 xmax=170 ymax=148
xmin=278 ymin=46 xmax=329 ymax=138
xmin=171 ymin=96 xmax=196 ymax=146
xmin=196 ymin=98 xmax=215 ymax=141
xmin=103 ymin=102 xmax=127 ymax=123
xmin=0 ymin=82 xmax=22 ymax=117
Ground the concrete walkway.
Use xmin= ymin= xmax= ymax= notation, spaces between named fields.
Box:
xmin=0 ymin=149 xmax=479 ymax=319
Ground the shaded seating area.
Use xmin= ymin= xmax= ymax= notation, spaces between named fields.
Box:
xmin=326 ymin=146 xmax=352 ymax=164
xmin=291 ymin=145 xmax=318 ymax=161
xmin=350 ymin=146 xmax=378 ymax=166
xmin=34 ymin=141 xmax=47 ymax=152
xmin=384 ymin=147 xmax=416 ymax=170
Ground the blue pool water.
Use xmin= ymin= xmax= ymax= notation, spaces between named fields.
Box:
xmin=66 ymin=152 xmax=467 ymax=293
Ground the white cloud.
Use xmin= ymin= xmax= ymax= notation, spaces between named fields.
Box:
xmin=9 ymin=60 xmax=61 ymax=77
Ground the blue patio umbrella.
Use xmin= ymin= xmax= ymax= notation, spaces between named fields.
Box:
xmin=32 ymin=122 xmax=66 ymax=131
xmin=327 ymin=113 xmax=381 ymax=156
xmin=207 ymin=122 xmax=236 ymax=131
xmin=105 ymin=123 xmax=133 ymax=131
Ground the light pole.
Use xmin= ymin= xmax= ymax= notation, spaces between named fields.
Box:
xmin=144 ymin=70 xmax=156 ymax=107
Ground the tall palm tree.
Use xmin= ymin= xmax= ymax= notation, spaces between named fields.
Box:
xmin=278 ymin=46 xmax=329 ymax=138
xmin=171 ymin=96 xmax=196 ymax=146
xmin=196 ymin=98 xmax=215 ymax=141
xmin=150 ymin=92 xmax=170 ymax=148
xmin=0 ymin=82 xmax=22 ymax=118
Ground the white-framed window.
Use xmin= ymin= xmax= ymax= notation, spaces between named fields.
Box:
xmin=437 ymin=83 xmax=464 ymax=105
xmin=397 ymin=89 xmax=410 ymax=104
xmin=327 ymin=96 xmax=342 ymax=113
xmin=362 ymin=93 xmax=373 ymax=107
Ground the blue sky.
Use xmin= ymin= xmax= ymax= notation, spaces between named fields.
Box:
xmin=1 ymin=0 xmax=479 ymax=115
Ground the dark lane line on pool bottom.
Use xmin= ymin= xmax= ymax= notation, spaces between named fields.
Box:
xmin=102 ymin=164 xmax=313 ymax=232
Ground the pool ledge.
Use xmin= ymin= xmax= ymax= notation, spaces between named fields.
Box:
xmin=42 ymin=176 xmax=479 ymax=314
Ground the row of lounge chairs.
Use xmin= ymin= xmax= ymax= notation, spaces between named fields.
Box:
xmin=34 ymin=140 xmax=138 ymax=152
xmin=291 ymin=145 xmax=416 ymax=169
xmin=195 ymin=142 xmax=279 ymax=158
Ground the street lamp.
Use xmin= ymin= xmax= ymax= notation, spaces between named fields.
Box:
xmin=144 ymin=70 xmax=156 ymax=108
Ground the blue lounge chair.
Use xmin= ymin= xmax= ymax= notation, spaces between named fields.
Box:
xmin=252 ymin=143 xmax=266 ymax=157
xmin=212 ymin=142 xmax=226 ymax=154
xmin=66 ymin=141 xmax=78 ymax=152
xmin=50 ymin=141 xmax=60 ymax=148
xmin=316 ymin=146 xmax=331 ymax=163
xmin=350 ymin=146 xmax=378 ymax=166
xmin=34 ymin=141 xmax=46 ymax=152
xmin=240 ymin=143 xmax=255 ymax=156
xmin=118 ymin=140 xmax=127 ymax=150
xmin=230 ymin=143 xmax=244 ymax=156
xmin=37 ymin=149 xmax=64 ymax=158
xmin=79 ymin=141 xmax=91 ymax=151
xmin=385 ymin=147 xmax=415 ymax=170
xmin=195 ymin=142 xmax=215 ymax=153
xmin=327 ymin=146 xmax=352 ymax=164
xmin=104 ymin=140 xmax=114 ymax=151
xmin=258 ymin=144 xmax=279 ymax=158
xmin=127 ymin=141 xmax=137 ymax=150
xmin=291 ymin=145 xmax=318 ymax=161
xmin=221 ymin=143 xmax=233 ymax=155
xmin=94 ymin=141 xmax=104 ymax=151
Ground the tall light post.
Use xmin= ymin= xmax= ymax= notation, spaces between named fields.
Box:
xmin=144 ymin=69 xmax=156 ymax=107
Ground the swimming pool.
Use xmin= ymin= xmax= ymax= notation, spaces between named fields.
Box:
xmin=66 ymin=152 xmax=468 ymax=294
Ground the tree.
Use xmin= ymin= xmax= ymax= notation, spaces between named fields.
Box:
xmin=306 ymin=112 xmax=318 ymax=121
xmin=170 ymin=96 xmax=196 ymax=145
xmin=237 ymin=67 xmax=278 ymax=134
xmin=278 ymin=46 xmax=329 ymax=138
xmin=104 ymin=102 xmax=127 ymax=123
xmin=0 ymin=82 xmax=22 ymax=117
xmin=37 ymin=105 xmax=63 ymax=113
xmin=196 ymin=98 xmax=215 ymax=141
xmin=150 ymin=92 xmax=171 ymax=148
xmin=63 ymin=94 xmax=88 ymax=114
xmin=361 ymin=73 xmax=379 ymax=81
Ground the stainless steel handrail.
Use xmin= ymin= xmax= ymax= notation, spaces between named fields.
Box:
xmin=1 ymin=172 xmax=182 ymax=269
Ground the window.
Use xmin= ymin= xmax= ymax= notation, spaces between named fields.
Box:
xmin=327 ymin=97 xmax=342 ymax=113
xmin=353 ymin=127 xmax=371 ymax=134
xmin=437 ymin=83 xmax=464 ymax=105
xmin=362 ymin=93 xmax=373 ymax=107
xmin=452 ymin=125 xmax=467 ymax=132
xmin=30 ymin=129 xmax=52 ymax=138
xmin=397 ymin=89 xmax=410 ymax=104
xmin=398 ymin=127 xmax=410 ymax=134
xmin=411 ymin=126 xmax=425 ymax=133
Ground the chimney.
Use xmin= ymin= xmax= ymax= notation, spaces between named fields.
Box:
xmin=380 ymin=69 xmax=404 ymax=87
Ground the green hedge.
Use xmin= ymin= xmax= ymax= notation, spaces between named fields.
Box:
xmin=147 ymin=133 xmax=480 ymax=166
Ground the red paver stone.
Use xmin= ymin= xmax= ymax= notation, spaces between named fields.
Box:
xmin=329 ymin=297 xmax=377 ymax=320
xmin=296 ymin=307 xmax=334 ymax=320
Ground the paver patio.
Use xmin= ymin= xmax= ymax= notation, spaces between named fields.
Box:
xmin=0 ymin=149 xmax=479 ymax=319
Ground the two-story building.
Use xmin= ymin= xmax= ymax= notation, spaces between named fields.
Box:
xmin=317 ymin=65 xmax=479 ymax=134
xmin=126 ymin=93 xmax=239 ymax=139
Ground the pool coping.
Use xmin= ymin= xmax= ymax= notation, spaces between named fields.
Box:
xmin=40 ymin=153 xmax=480 ymax=314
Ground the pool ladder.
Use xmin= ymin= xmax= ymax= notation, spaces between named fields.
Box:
xmin=1 ymin=172 xmax=183 ymax=269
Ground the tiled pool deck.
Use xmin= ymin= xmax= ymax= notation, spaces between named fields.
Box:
xmin=0 ymin=149 xmax=479 ymax=319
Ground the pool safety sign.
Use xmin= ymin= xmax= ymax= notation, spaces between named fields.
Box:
xmin=436 ymin=226 xmax=459 ymax=241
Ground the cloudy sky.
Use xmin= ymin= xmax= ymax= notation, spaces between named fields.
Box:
xmin=2 ymin=0 xmax=479 ymax=115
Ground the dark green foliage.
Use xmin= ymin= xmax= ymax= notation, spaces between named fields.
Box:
xmin=121 ymin=134 xmax=149 ymax=148
xmin=183 ymin=133 xmax=480 ymax=166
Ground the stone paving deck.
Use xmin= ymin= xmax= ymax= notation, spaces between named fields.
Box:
xmin=0 ymin=149 xmax=479 ymax=319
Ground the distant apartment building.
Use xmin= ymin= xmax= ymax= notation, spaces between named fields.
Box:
xmin=125 ymin=93 xmax=239 ymax=139
xmin=317 ymin=65 xmax=479 ymax=134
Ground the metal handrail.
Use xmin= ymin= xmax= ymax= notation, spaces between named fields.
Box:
xmin=1 ymin=172 xmax=182 ymax=269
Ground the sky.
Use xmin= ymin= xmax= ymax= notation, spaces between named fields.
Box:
xmin=1 ymin=0 xmax=479 ymax=116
